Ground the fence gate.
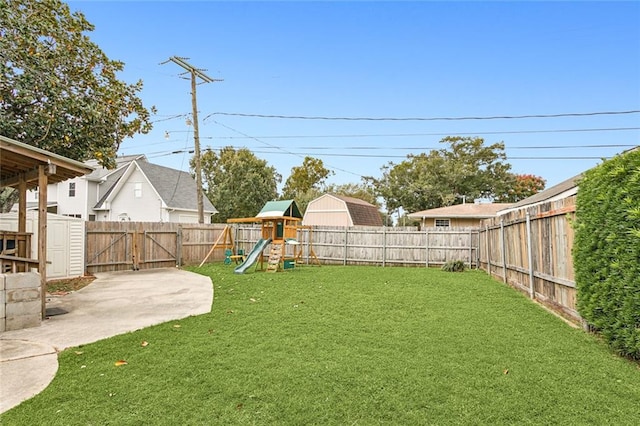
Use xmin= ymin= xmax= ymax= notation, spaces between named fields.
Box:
xmin=85 ymin=230 xmax=133 ymax=273
xmin=85 ymin=223 xmax=180 ymax=274
xmin=139 ymin=230 xmax=179 ymax=270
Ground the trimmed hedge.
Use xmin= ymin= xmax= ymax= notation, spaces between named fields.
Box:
xmin=573 ymin=148 xmax=640 ymax=359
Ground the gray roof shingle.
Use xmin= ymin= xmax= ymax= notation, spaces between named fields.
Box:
xmin=137 ymin=161 xmax=217 ymax=212
xmin=333 ymin=195 xmax=383 ymax=226
xmin=94 ymin=159 xmax=217 ymax=213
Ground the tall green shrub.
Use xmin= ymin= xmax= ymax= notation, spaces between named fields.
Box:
xmin=573 ymin=148 xmax=640 ymax=359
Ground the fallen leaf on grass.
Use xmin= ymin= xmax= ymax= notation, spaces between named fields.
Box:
xmin=503 ymin=369 xmax=509 ymax=375
xmin=114 ymin=360 xmax=128 ymax=366
xmin=173 ymin=324 xmax=181 ymax=328
xmin=236 ymin=403 xmax=243 ymax=410
xmin=227 ymin=309 xmax=234 ymax=314
xmin=141 ymin=341 xmax=149 ymax=347
xmin=249 ymin=298 xmax=256 ymax=303
xmin=74 ymin=351 xmax=83 ymax=355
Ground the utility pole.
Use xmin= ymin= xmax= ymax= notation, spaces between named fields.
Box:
xmin=162 ymin=56 xmax=222 ymax=223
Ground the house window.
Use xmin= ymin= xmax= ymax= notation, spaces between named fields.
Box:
xmin=134 ymin=182 xmax=142 ymax=198
xmin=435 ymin=219 xmax=450 ymax=228
xmin=68 ymin=182 xmax=76 ymax=197
xmin=88 ymin=214 xmax=96 ymax=221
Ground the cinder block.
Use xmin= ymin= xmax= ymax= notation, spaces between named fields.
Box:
xmin=4 ymin=272 xmax=41 ymax=290
xmin=0 ymin=289 xmax=5 ymax=319
xmin=0 ymin=274 xmax=5 ymax=291
xmin=6 ymin=288 xmax=40 ymax=303
xmin=6 ymin=300 xmax=41 ymax=317
xmin=0 ymin=319 xmax=5 ymax=333
xmin=5 ymin=313 xmax=40 ymax=331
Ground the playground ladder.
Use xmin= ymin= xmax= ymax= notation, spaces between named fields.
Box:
xmin=267 ymin=244 xmax=283 ymax=272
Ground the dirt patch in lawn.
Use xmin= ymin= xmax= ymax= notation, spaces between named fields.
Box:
xmin=47 ymin=275 xmax=96 ymax=295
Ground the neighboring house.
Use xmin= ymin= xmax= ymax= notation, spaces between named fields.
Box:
xmin=303 ymin=194 xmax=383 ymax=227
xmin=497 ymin=174 xmax=581 ymax=216
xmin=24 ymin=155 xmax=218 ymax=223
xmin=408 ymin=203 xmax=513 ymax=229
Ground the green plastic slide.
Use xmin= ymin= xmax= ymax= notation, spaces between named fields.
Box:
xmin=234 ymin=238 xmax=272 ymax=274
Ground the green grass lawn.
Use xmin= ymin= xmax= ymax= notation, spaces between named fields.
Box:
xmin=2 ymin=264 xmax=639 ymax=425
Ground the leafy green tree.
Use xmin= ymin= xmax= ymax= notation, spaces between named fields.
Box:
xmin=326 ymin=182 xmax=379 ymax=206
xmin=282 ymin=157 xmax=334 ymax=200
xmin=0 ymin=0 xmax=154 ymax=169
xmin=197 ymin=147 xmax=281 ymax=222
xmin=290 ymin=188 xmax=323 ymax=216
xmin=0 ymin=188 xmax=18 ymax=213
xmin=496 ymin=174 xmax=546 ymax=203
xmin=367 ymin=136 xmax=514 ymax=214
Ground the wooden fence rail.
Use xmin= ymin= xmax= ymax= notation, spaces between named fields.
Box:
xmin=232 ymin=225 xmax=479 ymax=268
xmin=85 ymin=222 xmax=229 ymax=273
xmin=478 ymin=196 xmax=579 ymax=323
xmin=86 ymin=223 xmax=480 ymax=273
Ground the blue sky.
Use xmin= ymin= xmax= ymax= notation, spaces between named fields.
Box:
xmin=68 ymin=1 xmax=640 ymax=191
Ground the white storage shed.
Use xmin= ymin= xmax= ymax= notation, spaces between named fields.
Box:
xmin=0 ymin=211 xmax=85 ymax=279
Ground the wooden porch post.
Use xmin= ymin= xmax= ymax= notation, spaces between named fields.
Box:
xmin=18 ymin=178 xmax=27 ymax=233
xmin=38 ymin=165 xmax=48 ymax=319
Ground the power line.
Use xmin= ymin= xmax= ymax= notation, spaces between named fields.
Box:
xmin=147 ymin=146 xmax=621 ymax=161
xmin=195 ymin=143 xmax=638 ymax=151
xmin=204 ymin=127 xmax=640 ymax=140
xmin=209 ymin=119 xmax=363 ymax=177
xmin=150 ymin=114 xmax=190 ymax=124
xmin=203 ymin=109 xmax=640 ymax=123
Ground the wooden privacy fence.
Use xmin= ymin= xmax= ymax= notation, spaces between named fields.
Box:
xmin=86 ymin=222 xmax=480 ymax=273
xmin=233 ymin=225 xmax=480 ymax=268
xmin=85 ymin=222 xmax=229 ymax=273
xmin=478 ymin=195 xmax=578 ymax=323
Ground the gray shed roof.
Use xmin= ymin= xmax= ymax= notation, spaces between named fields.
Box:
xmin=333 ymin=194 xmax=383 ymax=226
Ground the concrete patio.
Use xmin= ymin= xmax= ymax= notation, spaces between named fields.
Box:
xmin=0 ymin=268 xmax=213 ymax=414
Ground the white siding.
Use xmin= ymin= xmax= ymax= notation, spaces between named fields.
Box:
xmin=109 ymin=168 xmax=164 ymax=222
xmin=0 ymin=212 xmax=85 ymax=279
xmin=55 ymin=177 xmax=87 ymax=218
xmin=68 ymin=219 xmax=85 ymax=275
xmin=303 ymin=194 xmax=352 ymax=227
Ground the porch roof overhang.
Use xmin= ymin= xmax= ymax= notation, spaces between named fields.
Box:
xmin=1 ymin=135 xmax=93 ymax=189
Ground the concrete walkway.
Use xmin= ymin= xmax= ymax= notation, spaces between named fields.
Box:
xmin=0 ymin=268 xmax=213 ymax=414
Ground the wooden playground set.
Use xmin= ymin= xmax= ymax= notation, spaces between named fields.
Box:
xmin=199 ymin=200 xmax=319 ymax=273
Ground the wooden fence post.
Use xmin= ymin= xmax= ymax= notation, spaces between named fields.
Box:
xmin=526 ymin=211 xmax=535 ymax=299
xmin=382 ymin=226 xmax=387 ymax=267
xmin=343 ymin=227 xmax=348 ymax=266
xmin=485 ymin=224 xmax=491 ymax=273
xmin=425 ymin=228 xmax=429 ymax=268
xmin=500 ymin=219 xmax=507 ymax=284
xmin=176 ymin=225 xmax=183 ymax=267
xmin=468 ymin=229 xmax=473 ymax=269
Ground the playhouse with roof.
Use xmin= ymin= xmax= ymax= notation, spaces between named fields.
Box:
xmin=227 ymin=200 xmax=305 ymax=273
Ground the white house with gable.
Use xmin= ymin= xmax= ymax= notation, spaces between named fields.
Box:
xmin=24 ymin=155 xmax=217 ymax=223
